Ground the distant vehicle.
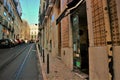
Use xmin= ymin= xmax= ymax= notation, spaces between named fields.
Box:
xmin=10 ymin=39 xmax=16 ymax=47
xmin=30 ymin=39 xmax=34 ymax=43
xmin=0 ymin=39 xmax=13 ymax=48
xmin=16 ymin=39 xmax=23 ymax=44
xmin=20 ymin=39 xmax=25 ymax=44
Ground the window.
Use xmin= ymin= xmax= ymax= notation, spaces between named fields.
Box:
xmin=8 ymin=17 xmax=10 ymax=21
xmin=4 ymin=12 xmax=7 ymax=16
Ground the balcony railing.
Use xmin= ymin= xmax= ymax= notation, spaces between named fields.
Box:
xmin=46 ymin=0 xmax=54 ymax=8
xmin=45 ymin=0 xmax=54 ymax=16
xmin=40 ymin=12 xmax=45 ymax=24
xmin=39 ymin=8 xmax=47 ymax=25
xmin=38 ymin=0 xmax=55 ymax=26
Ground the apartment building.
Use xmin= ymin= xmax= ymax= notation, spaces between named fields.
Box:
xmin=39 ymin=0 xmax=120 ymax=80
xmin=30 ymin=24 xmax=39 ymax=41
xmin=0 ymin=0 xmax=22 ymax=39
xmin=21 ymin=20 xmax=30 ymax=41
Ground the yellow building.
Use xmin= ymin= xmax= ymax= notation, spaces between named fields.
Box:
xmin=30 ymin=24 xmax=39 ymax=41
xmin=21 ymin=20 xmax=30 ymax=41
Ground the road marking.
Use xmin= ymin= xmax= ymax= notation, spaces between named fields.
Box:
xmin=14 ymin=44 xmax=34 ymax=80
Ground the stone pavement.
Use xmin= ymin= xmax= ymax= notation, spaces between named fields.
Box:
xmin=36 ymin=45 xmax=88 ymax=80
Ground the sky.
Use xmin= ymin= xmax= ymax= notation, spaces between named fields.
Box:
xmin=19 ymin=0 xmax=40 ymax=25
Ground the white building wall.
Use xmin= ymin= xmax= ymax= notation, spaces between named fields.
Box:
xmin=30 ymin=24 xmax=39 ymax=41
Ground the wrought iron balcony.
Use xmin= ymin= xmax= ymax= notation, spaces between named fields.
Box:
xmin=45 ymin=0 xmax=54 ymax=16
xmin=39 ymin=12 xmax=45 ymax=25
xmin=39 ymin=9 xmax=48 ymax=26
xmin=38 ymin=0 xmax=56 ymax=26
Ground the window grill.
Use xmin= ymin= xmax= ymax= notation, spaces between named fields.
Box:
xmin=108 ymin=0 xmax=120 ymax=45
xmin=91 ymin=0 xmax=106 ymax=46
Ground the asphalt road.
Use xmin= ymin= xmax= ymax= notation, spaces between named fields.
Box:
xmin=0 ymin=43 xmax=43 ymax=80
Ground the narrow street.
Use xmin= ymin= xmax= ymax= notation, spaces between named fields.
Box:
xmin=0 ymin=43 xmax=43 ymax=80
xmin=0 ymin=0 xmax=120 ymax=80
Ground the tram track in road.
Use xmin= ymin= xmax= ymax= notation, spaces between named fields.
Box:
xmin=0 ymin=44 xmax=30 ymax=71
xmin=0 ymin=43 xmax=41 ymax=80
xmin=13 ymin=44 xmax=34 ymax=80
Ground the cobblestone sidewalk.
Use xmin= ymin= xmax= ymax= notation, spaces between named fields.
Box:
xmin=36 ymin=45 xmax=87 ymax=80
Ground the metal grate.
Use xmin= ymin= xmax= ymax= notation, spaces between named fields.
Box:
xmin=108 ymin=0 xmax=120 ymax=45
xmin=91 ymin=0 xmax=106 ymax=46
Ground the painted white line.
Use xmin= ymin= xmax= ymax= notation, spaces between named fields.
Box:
xmin=15 ymin=44 xmax=33 ymax=80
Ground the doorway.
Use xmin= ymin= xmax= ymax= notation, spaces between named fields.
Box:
xmin=71 ymin=2 xmax=89 ymax=74
xmin=56 ymin=0 xmax=61 ymax=57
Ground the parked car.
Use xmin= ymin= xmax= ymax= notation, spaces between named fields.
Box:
xmin=16 ymin=39 xmax=22 ymax=44
xmin=29 ymin=39 xmax=34 ymax=43
xmin=14 ymin=39 xmax=19 ymax=45
xmin=10 ymin=39 xmax=17 ymax=47
xmin=0 ymin=39 xmax=13 ymax=48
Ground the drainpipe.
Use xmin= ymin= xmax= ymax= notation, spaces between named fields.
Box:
xmin=103 ymin=0 xmax=114 ymax=80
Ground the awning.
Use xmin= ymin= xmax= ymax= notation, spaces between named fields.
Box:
xmin=56 ymin=8 xmax=68 ymax=25
xmin=56 ymin=0 xmax=84 ymax=24
xmin=67 ymin=0 xmax=80 ymax=9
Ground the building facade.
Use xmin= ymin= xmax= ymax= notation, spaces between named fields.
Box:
xmin=30 ymin=24 xmax=39 ymax=41
xmin=21 ymin=20 xmax=30 ymax=41
xmin=39 ymin=0 xmax=120 ymax=80
xmin=0 ymin=0 xmax=22 ymax=39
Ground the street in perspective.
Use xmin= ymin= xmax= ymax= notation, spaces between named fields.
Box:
xmin=0 ymin=0 xmax=120 ymax=80
xmin=0 ymin=43 xmax=43 ymax=80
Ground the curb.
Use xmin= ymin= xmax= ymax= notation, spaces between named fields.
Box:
xmin=36 ymin=44 xmax=47 ymax=80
